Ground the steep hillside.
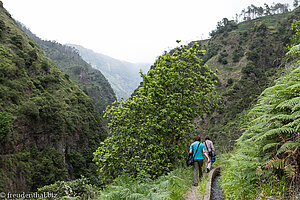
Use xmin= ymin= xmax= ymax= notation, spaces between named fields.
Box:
xmin=0 ymin=2 xmax=106 ymax=192
xmin=18 ymin=24 xmax=116 ymax=115
xmin=195 ymin=7 xmax=300 ymax=148
xmin=69 ymin=44 xmax=150 ymax=100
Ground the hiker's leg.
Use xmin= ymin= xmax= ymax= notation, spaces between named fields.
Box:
xmin=193 ymin=160 xmax=199 ymax=185
xmin=199 ymin=159 xmax=203 ymax=180
xmin=207 ymin=156 xmax=212 ymax=171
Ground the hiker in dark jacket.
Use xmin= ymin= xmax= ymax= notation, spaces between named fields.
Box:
xmin=203 ymin=135 xmax=215 ymax=173
xmin=189 ymin=135 xmax=210 ymax=186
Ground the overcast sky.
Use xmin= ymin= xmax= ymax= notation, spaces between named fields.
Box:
xmin=1 ymin=0 xmax=295 ymax=63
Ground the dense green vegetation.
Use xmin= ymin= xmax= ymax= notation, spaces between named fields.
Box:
xmin=1 ymin=0 xmax=299 ymax=199
xmin=197 ymin=6 xmax=300 ymax=149
xmin=90 ymin=6 xmax=300 ymax=200
xmin=97 ymin=166 xmax=193 ymax=200
xmin=18 ymin=24 xmax=116 ymax=115
xmin=0 ymin=3 xmax=107 ymax=192
xmin=222 ymin=19 xmax=300 ymax=200
xmin=34 ymin=165 xmax=193 ymax=200
xmin=94 ymin=42 xmax=217 ymax=183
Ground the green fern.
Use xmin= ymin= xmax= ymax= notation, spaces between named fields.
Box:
xmin=282 ymin=118 xmax=300 ymax=129
xmin=276 ymin=141 xmax=300 ymax=155
xmin=127 ymin=193 xmax=148 ymax=200
xmin=292 ymin=103 xmax=300 ymax=112
xmin=287 ymin=83 xmax=300 ymax=95
xmin=263 ymin=142 xmax=280 ymax=152
xmin=255 ymin=127 xmax=295 ymax=141
xmin=276 ymin=97 xmax=300 ymax=110
xmin=287 ymin=44 xmax=300 ymax=55
xmin=222 ymin=19 xmax=300 ymax=200
xmin=269 ymin=114 xmax=294 ymax=122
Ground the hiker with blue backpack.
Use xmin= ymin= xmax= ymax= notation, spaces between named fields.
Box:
xmin=189 ymin=136 xmax=210 ymax=186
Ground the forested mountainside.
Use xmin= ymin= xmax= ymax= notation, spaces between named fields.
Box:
xmin=68 ymin=44 xmax=150 ymax=100
xmin=18 ymin=24 xmax=116 ymax=115
xmin=192 ymin=7 xmax=300 ymax=148
xmin=0 ymin=2 xmax=107 ymax=192
xmin=91 ymin=6 xmax=300 ymax=199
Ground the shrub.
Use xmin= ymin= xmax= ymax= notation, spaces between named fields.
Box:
xmin=0 ymin=111 xmax=13 ymax=143
xmin=232 ymin=48 xmax=243 ymax=63
xmin=10 ymin=35 xmax=23 ymax=49
xmin=37 ymin=177 xmax=98 ymax=200
xmin=217 ymin=50 xmax=228 ymax=65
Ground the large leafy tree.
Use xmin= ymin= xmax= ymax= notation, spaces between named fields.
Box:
xmin=93 ymin=42 xmax=217 ymax=183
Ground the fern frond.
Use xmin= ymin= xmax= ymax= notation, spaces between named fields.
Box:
xmin=292 ymin=103 xmax=300 ymax=112
xmin=276 ymin=141 xmax=300 ymax=155
xmin=276 ymin=97 xmax=300 ymax=110
xmin=269 ymin=114 xmax=293 ymax=122
xmin=290 ymin=66 xmax=300 ymax=74
xmin=284 ymin=164 xmax=296 ymax=179
xmin=248 ymin=121 xmax=268 ymax=132
xmin=291 ymin=110 xmax=300 ymax=118
xmin=266 ymin=120 xmax=283 ymax=129
xmin=282 ymin=118 xmax=300 ymax=129
xmin=156 ymin=180 xmax=169 ymax=189
xmin=128 ymin=193 xmax=147 ymax=200
xmin=263 ymin=142 xmax=280 ymax=152
xmin=147 ymin=191 xmax=170 ymax=200
xmin=249 ymin=114 xmax=272 ymax=124
xmin=252 ymin=129 xmax=269 ymax=141
xmin=265 ymin=157 xmax=285 ymax=170
xmin=250 ymin=105 xmax=274 ymax=115
xmin=287 ymin=44 xmax=300 ymax=55
xmin=297 ymin=123 xmax=300 ymax=132
xmin=287 ymin=83 xmax=300 ymax=94
xmin=256 ymin=127 xmax=296 ymax=141
xmin=260 ymin=84 xmax=287 ymax=97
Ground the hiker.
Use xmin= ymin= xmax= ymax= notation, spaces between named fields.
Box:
xmin=189 ymin=135 xmax=210 ymax=186
xmin=203 ymin=135 xmax=215 ymax=173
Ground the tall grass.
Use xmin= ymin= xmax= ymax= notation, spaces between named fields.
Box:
xmin=197 ymin=173 xmax=209 ymax=198
xmin=97 ymin=165 xmax=193 ymax=200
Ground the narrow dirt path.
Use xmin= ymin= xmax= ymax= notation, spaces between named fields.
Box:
xmin=185 ymin=186 xmax=200 ymax=200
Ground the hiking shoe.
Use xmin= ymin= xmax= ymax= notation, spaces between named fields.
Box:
xmin=206 ymin=168 xmax=210 ymax=173
xmin=193 ymin=183 xmax=198 ymax=186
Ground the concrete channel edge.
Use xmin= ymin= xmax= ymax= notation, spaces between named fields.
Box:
xmin=203 ymin=166 xmax=221 ymax=200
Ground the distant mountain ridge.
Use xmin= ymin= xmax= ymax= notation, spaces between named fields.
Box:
xmin=68 ymin=44 xmax=150 ymax=100
xmin=18 ymin=24 xmax=116 ymax=115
